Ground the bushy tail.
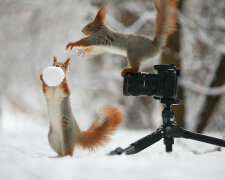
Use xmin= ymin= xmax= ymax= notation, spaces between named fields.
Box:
xmin=153 ymin=0 xmax=178 ymax=48
xmin=79 ymin=105 xmax=124 ymax=150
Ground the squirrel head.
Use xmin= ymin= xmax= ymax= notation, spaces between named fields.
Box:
xmin=52 ymin=56 xmax=71 ymax=74
xmin=82 ymin=6 xmax=106 ymax=36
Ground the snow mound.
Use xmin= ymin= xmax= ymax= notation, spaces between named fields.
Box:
xmin=43 ymin=66 xmax=65 ymax=86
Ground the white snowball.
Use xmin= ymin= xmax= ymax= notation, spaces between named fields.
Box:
xmin=42 ymin=66 xmax=65 ymax=86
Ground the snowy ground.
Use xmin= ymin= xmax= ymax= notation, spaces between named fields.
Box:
xmin=0 ymin=118 xmax=225 ymax=180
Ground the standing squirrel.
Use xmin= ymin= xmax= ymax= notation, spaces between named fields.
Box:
xmin=40 ymin=56 xmax=124 ymax=157
xmin=66 ymin=0 xmax=178 ymax=76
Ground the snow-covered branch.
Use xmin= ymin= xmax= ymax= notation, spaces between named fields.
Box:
xmin=180 ymin=79 xmax=225 ymax=95
xmin=179 ymin=12 xmax=225 ymax=54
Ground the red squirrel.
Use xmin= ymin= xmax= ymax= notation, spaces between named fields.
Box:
xmin=66 ymin=0 xmax=178 ymax=76
xmin=40 ymin=56 xmax=124 ymax=157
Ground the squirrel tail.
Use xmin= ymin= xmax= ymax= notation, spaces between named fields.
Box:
xmin=79 ymin=105 xmax=124 ymax=151
xmin=153 ymin=0 xmax=178 ymax=48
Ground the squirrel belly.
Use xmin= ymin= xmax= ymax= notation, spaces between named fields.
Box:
xmin=92 ymin=45 xmax=127 ymax=56
xmin=46 ymin=87 xmax=69 ymax=133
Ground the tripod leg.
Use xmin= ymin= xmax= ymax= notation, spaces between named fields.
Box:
xmin=166 ymin=126 xmax=225 ymax=147
xmin=182 ymin=129 xmax=225 ymax=147
xmin=109 ymin=128 xmax=163 ymax=155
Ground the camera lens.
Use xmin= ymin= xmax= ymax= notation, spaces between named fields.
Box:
xmin=123 ymin=72 xmax=142 ymax=96
xmin=123 ymin=72 xmax=157 ymax=96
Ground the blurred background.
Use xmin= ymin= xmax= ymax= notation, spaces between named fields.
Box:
xmin=0 ymin=0 xmax=225 ymax=134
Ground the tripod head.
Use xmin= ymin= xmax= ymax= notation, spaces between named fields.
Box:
xmin=155 ymin=97 xmax=181 ymax=106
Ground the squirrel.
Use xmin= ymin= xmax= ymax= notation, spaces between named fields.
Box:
xmin=66 ymin=0 xmax=178 ymax=77
xmin=40 ymin=56 xmax=124 ymax=157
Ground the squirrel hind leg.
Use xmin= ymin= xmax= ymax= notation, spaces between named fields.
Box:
xmin=61 ymin=120 xmax=77 ymax=156
xmin=121 ymin=50 xmax=142 ymax=76
xmin=122 ymin=55 xmax=139 ymax=76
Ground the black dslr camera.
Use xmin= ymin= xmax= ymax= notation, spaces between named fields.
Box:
xmin=123 ymin=64 xmax=180 ymax=99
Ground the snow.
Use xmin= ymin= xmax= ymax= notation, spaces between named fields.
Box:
xmin=0 ymin=117 xmax=225 ymax=180
xmin=42 ymin=66 xmax=65 ymax=86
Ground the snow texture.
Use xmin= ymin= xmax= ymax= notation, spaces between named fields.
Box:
xmin=0 ymin=117 xmax=225 ymax=180
xmin=43 ymin=66 xmax=65 ymax=86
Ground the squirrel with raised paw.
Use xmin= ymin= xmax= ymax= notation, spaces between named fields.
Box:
xmin=40 ymin=56 xmax=124 ymax=157
xmin=66 ymin=0 xmax=178 ymax=76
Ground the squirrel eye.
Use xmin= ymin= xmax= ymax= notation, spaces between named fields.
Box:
xmin=88 ymin=25 xmax=91 ymax=28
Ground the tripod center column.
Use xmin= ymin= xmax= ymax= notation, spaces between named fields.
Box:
xmin=162 ymin=105 xmax=175 ymax=125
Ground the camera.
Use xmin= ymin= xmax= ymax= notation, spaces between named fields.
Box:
xmin=123 ymin=64 xmax=180 ymax=99
xmin=110 ymin=64 xmax=225 ymax=156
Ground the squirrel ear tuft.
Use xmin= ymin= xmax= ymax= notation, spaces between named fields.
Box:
xmin=53 ymin=56 xmax=57 ymax=63
xmin=64 ymin=57 xmax=71 ymax=69
xmin=94 ymin=6 xmax=106 ymax=27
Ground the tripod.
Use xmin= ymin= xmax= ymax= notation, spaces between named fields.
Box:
xmin=109 ymin=98 xmax=225 ymax=155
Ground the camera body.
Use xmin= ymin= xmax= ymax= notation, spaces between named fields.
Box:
xmin=123 ymin=64 xmax=180 ymax=99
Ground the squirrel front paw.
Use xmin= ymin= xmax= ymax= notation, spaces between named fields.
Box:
xmin=40 ymin=74 xmax=44 ymax=81
xmin=40 ymin=74 xmax=47 ymax=85
xmin=66 ymin=42 xmax=76 ymax=50
xmin=77 ymin=49 xmax=87 ymax=57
